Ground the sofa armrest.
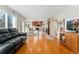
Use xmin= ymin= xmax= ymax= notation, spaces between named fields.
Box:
xmin=18 ymin=33 xmax=27 ymax=36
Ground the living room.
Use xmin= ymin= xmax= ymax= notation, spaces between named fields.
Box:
xmin=0 ymin=5 xmax=79 ymax=54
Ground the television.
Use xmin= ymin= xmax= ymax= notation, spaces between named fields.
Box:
xmin=65 ymin=19 xmax=79 ymax=32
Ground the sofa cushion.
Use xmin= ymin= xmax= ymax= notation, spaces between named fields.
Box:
xmin=6 ymin=37 xmax=22 ymax=46
xmin=17 ymin=36 xmax=26 ymax=40
xmin=8 ymin=28 xmax=19 ymax=37
xmin=10 ymin=32 xmax=18 ymax=37
xmin=0 ymin=29 xmax=8 ymax=34
xmin=0 ymin=29 xmax=12 ymax=43
xmin=0 ymin=43 xmax=14 ymax=54
xmin=18 ymin=33 xmax=27 ymax=36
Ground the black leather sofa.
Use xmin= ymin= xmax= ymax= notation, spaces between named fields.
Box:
xmin=0 ymin=28 xmax=27 ymax=54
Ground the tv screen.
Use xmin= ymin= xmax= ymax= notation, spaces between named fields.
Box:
xmin=67 ymin=20 xmax=75 ymax=31
xmin=66 ymin=19 xmax=79 ymax=31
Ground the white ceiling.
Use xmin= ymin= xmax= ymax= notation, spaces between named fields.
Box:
xmin=8 ymin=5 xmax=71 ymax=19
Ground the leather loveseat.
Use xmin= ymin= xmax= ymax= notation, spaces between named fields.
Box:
xmin=0 ymin=28 xmax=27 ymax=54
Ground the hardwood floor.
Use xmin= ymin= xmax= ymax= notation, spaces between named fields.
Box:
xmin=16 ymin=34 xmax=75 ymax=54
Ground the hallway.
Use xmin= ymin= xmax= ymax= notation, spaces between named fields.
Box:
xmin=16 ymin=33 xmax=75 ymax=54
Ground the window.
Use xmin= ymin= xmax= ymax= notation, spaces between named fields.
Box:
xmin=0 ymin=9 xmax=16 ymax=29
xmin=0 ymin=11 xmax=5 ymax=28
xmin=8 ymin=14 xmax=13 ymax=28
xmin=0 ymin=9 xmax=14 ymax=28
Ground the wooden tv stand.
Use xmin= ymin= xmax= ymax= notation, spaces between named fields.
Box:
xmin=60 ymin=32 xmax=79 ymax=53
